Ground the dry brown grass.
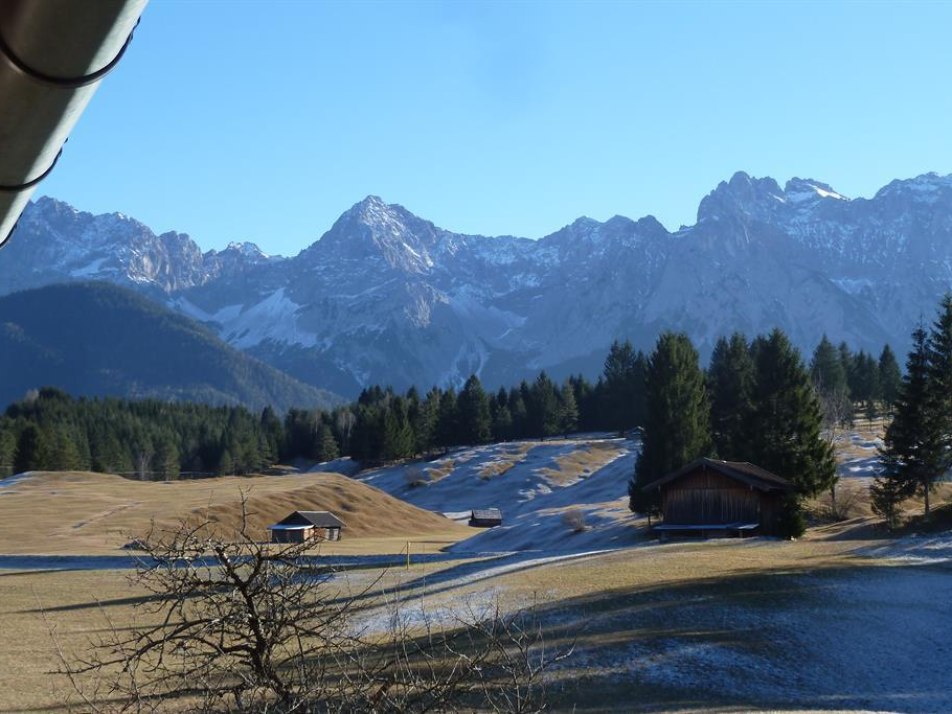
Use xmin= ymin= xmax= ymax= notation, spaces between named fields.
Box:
xmin=0 ymin=471 xmax=472 ymax=555
xmin=0 ymin=568 xmax=140 ymax=712
xmin=537 ymin=442 xmax=622 ymax=485
xmin=0 ymin=522 xmax=907 ymax=713
xmin=423 ymin=460 xmax=455 ymax=482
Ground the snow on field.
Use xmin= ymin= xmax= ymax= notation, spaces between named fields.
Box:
xmin=307 ymin=457 xmax=361 ymax=477
xmin=557 ymin=565 xmax=952 ymax=713
xmin=357 ymin=436 xmax=641 ymax=553
xmin=0 ymin=472 xmax=33 ymax=491
xmin=859 ymin=533 xmax=952 ymax=566
xmin=836 ymin=431 xmax=883 ymax=480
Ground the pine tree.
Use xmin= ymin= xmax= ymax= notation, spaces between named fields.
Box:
xmin=14 ymin=424 xmax=45 ymax=474
xmin=456 ymin=375 xmax=492 ymax=445
xmin=811 ymin=335 xmax=853 ymax=439
xmin=811 ymin=335 xmax=848 ymax=397
xmin=259 ymin=406 xmax=284 ymax=463
xmin=413 ymin=388 xmax=441 ymax=454
xmin=878 ymin=326 xmax=939 ymax=518
xmin=435 ymin=389 xmax=459 ymax=450
xmin=708 ymin=333 xmax=755 ymax=460
xmin=528 ymin=372 xmax=560 ymax=438
xmin=0 ymin=426 xmax=16 ymax=478
xmin=629 ymin=332 xmax=712 ymax=513
xmin=154 ymin=437 xmax=181 ymax=481
xmin=749 ymin=329 xmax=836 ymax=498
xmin=315 ymin=422 xmax=340 ymax=462
xmin=878 ymin=344 xmax=902 ymax=410
xmin=602 ymin=340 xmax=647 ymax=431
xmin=558 ymin=382 xmax=579 ymax=436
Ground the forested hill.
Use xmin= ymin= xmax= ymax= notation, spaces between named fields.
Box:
xmin=0 ymin=282 xmax=340 ymax=412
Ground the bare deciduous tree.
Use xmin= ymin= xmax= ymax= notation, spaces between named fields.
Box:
xmin=58 ymin=501 xmax=569 ymax=712
xmin=561 ymin=509 xmax=587 ymax=534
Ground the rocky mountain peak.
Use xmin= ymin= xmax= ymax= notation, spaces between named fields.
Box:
xmin=874 ymin=172 xmax=952 ymax=204
xmin=783 ymin=178 xmax=848 ymax=204
xmin=307 ymin=195 xmax=439 ymax=274
xmin=696 ymin=171 xmax=785 ymax=223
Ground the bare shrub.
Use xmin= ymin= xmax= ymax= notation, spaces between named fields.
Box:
xmin=404 ymin=465 xmax=430 ymax=488
xmin=823 ymin=479 xmax=867 ymax=521
xmin=561 ymin=509 xmax=587 ymax=533
xmin=58 ymin=499 xmax=568 ymax=712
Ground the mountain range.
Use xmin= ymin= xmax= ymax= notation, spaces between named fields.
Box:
xmin=2 ymin=170 xmax=952 ymax=398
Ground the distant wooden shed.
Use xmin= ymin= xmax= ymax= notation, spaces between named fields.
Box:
xmin=268 ymin=510 xmax=345 ymax=543
xmin=645 ymin=458 xmax=793 ymax=537
xmin=469 ymin=508 xmax=503 ymax=528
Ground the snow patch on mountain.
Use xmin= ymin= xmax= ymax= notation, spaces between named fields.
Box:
xmin=70 ymin=257 xmax=109 ymax=277
xmin=174 ymin=290 xmax=320 ymax=349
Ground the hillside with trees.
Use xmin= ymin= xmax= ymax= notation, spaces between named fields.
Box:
xmin=0 ymin=282 xmax=339 ymax=412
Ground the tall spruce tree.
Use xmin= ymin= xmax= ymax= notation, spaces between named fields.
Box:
xmin=629 ymin=332 xmax=712 ymax=513
xmin=811 ymin=335 xmax=848 ymax=397
xmin=811 ymin=335 xmax=853 ymax=439
xmin=602 ymin=340 xmax=647 ymax=431
xmin=878 ymin=325 xmax=941 ymax=518
xmin=558 ymin=382 xmax=579 ymax=436
xmin=878 ymin=344 xmax=902 ymax=410
xmin=708 ymin=332 xmax=755 ymax=461
xmin=457 ymin=375 xmax=492 ymax=445
xmin=749 ymin=329 xmax=835 ymax=498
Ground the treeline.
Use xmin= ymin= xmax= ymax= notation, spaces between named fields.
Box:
xmin=0 ymin=389 xmax=284 ymax=479
xmin=0 ymin=340 xmax=649 ymax=478
xmin=809 ymin=335 xmax=901 ymax=426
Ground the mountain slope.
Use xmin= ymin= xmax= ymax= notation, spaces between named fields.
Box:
xmin=5 ymin=172 xmax=952 ymax=395
xmin=0 ymin=282 xmax=340 ymax=410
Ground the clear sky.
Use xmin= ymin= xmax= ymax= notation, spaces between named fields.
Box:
xmin=39 ymin=0 xmax=952 ymax=256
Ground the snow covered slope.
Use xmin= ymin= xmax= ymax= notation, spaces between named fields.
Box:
xmin=354 ymin=436 xmax=640 ymax=553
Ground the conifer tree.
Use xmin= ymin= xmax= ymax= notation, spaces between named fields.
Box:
xmin=558 ymin=382 xmax=579 ymax=436
xmin=456 ymin=375 xmax=492 ymax=445
xmin=435 ymin=388 xmax=459 ymax=450
xmin=878 ymin=344 xmax=902 ymax=410
xmin=811 ymin=334 xmax=848 ymax=397
xmin=0 ymin=427 xmax=15 ymax=477
xmin=14 ymin=424 xmax=45 ymax=474
xmin=528 ymin=372 xmax=560 ymax=438
xmin=878 ymin=326 xmax=940 ymax=518
xmin=315 ymin=422 xmax=340 ymax=462
xmin=749 ymin=329 xmax=835 ymax=498
xmin=629 ymin=332 xmax=712 ymax=513
xmin=811 ymin=335 xmax=853 ymax=438
xmin=602 ymin=340 xmax=647 ymax=431
xmin=413 ymin=388 xmax=441 ymax=454
xmin=708 ymin=332 xmax=755 ymax=460
xmin=154 ymin=437 xmax=181 ymax=481
xmin=928 ymin=295 xmax=952 ymax=494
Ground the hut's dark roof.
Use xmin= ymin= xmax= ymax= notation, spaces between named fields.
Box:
xmin=271 ymin=510 xmax=345 ymax=529
xmin=471 ymin=508 xmax=502 ymax=521
xmin=644 ymin=458 xmax=792 ymax=492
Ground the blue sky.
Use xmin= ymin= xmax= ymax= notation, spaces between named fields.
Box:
xmin=40 ymin=0 xmax=952 ymax=256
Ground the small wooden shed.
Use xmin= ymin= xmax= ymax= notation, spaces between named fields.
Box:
xmin=469 ymin=508 xmax=503 ymax=528
xmin=645 ymin=458 xmax=792 ymax=537
xmin=268 ymin=510 xmax=345 ymax=543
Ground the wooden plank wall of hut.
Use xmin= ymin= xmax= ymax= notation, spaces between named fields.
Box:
xmin=663 ymin=471 xmax=760 ymax=524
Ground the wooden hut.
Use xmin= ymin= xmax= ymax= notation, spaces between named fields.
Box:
xmin=268 ymin=510 xmax=345 ymax=543
xmin=469 ymin=508 xmax=503 ymax=527
xmin=644 ymin=458 xmax=792 ymax=537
